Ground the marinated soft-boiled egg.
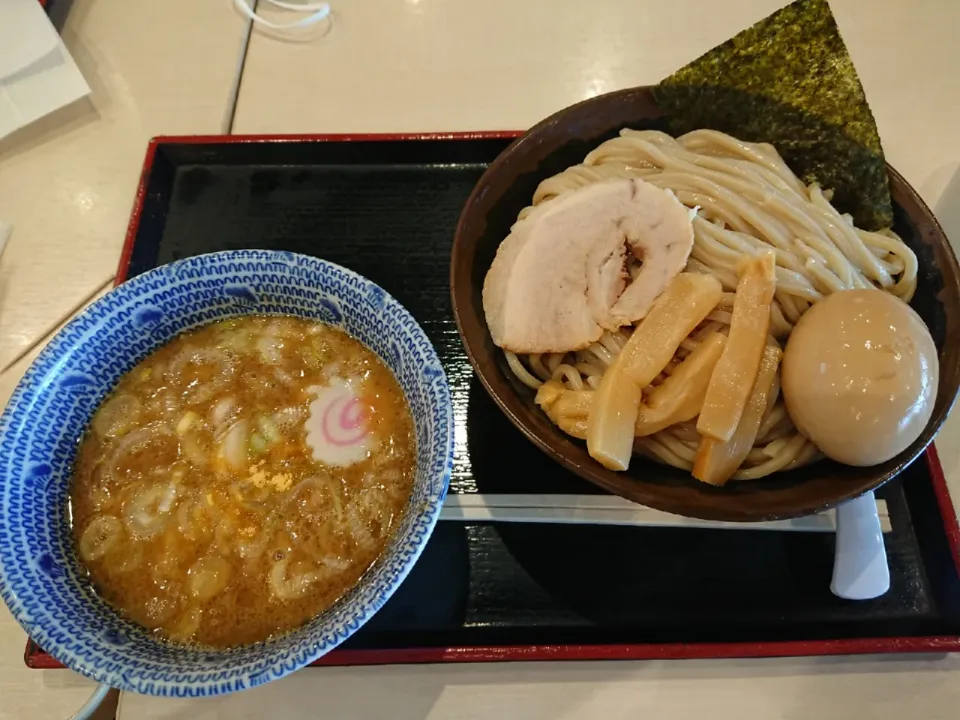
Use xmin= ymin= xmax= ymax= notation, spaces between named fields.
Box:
xmin=781 ymin=290 xmax=938 ymax=466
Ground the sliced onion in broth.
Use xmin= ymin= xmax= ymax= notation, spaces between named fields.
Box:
xmin=216 ymin=419 xmax=249 ymax=472
xmin=237 ymin=522 xmax=275 ymax=563
xmin=229 ymin=480 xmax=272 ymax=511
xmin=273 ymin=406 xmax=306 ymax=433
xmin=209 ymin=396 xmax=237 ymax=431
xmin=211 ymin=503 xmax=277 ymax=562
xmin=169 ymin=346 xmax=235 ymax=403
xmin=151 ymin=528 xmax=192 ymax=585
xmin=167 ymin=605 xmax=203 ymax=643
xmin=78 ymin=515 xmax=124 ymax=562
xmin=176 ymin=494 xmax=216 ymax=542
xmin=122 ymin=481 xmax=177 ymax=538
xmin=256 ymin=334 xmax=284 ymax=364
xmin=144 ymin=391 xmax=180 ymax=424
xmin=188 ymin=555 xmax=232 ymax=601
xmin=293 ymin=520 xmax=353 ymax=569
xmin=92 ymin=395 xmax=142 ymax=439
xmin=286 ymin=476 xmax=343 ymax=522
xmin=105 ymin=425 xmax=179 ymax=485
xmin=269 ymin=556 xmax=324 ymax=601
xmin=345 ymin=504 xmax=375 ymax=551
xmin=272 ymin=367 xmax=295 ymax=387
xmin=179 ymin=417 xmax=215 ymax=468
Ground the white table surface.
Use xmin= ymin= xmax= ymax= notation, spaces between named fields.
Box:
xmin=2 ymin=0 xmax=960 ymax=718
xmin=0 ymin=0 xmax=249 ymax=371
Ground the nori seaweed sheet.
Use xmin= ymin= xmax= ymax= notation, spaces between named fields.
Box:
xmin=655 ymin=0 xmax=893 ymax=230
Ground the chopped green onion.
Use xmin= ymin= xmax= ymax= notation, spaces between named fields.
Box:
xmin=249 ymin=433 xmax=269 ymax=456
xmin=257 ymin=415 xmax=282 ymax=444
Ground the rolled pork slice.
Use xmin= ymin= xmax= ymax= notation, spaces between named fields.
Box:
xmin=482 ymin=178 xmax=695 ymax=354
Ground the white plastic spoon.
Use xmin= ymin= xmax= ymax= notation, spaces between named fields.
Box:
xmin=831 ymin=491 xmax=890 ymax=600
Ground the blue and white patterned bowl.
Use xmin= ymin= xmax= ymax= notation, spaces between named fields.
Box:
xmin=0 ymin=250 xmax=453 ymax=697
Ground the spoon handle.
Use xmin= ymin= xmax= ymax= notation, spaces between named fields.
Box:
xmin=831 ymin=491 xmax=890 ymax=600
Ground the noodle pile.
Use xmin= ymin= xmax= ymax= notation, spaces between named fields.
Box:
xmin=504 ymin=129 xmax=918 ymax=480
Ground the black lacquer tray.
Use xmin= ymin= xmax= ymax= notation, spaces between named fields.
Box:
xmin=26 ymin=133 xmax=960 ymax=667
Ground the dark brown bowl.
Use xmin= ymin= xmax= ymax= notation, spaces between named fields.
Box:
xmin=451 ymin=86 xmax=960 ymax=522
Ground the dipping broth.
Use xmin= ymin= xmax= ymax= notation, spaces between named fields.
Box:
xmin=70 ymin=316 xmax=415 ymax=647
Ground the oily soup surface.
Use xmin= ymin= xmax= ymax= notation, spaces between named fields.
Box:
xmin=70 ymin=316 xmax=416 ymax=647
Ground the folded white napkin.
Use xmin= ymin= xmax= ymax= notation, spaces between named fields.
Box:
xmin=0 ymin=0 xmax=90 ymax=140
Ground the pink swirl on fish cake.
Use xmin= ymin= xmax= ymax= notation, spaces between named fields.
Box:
xmin=305 ymin=379 xmax=372 ymax=467
xmin=322 ymin=395 xmax=369 ymax=447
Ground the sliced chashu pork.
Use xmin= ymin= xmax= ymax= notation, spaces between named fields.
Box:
xmin=483 ymin=177 xmax=695 ymax=354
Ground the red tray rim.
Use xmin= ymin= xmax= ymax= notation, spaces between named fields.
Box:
xmin=25 ymin=131 xmax=960 ymax=669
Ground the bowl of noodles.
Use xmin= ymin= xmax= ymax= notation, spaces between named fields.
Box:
xmin=451 ymin=86 xmax=960 ymax=522
xmin=0 ymin=250 xmax=453 ymax=695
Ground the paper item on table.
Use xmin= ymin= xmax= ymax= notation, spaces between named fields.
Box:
xmin=440 ymin=494 xmax=891 ymax=533
xmin=0 ymin=0 xmax=90 ymax=140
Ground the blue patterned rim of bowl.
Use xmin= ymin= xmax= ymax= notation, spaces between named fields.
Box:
xmin=0 ymin=250 xmax=453 ymax=697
